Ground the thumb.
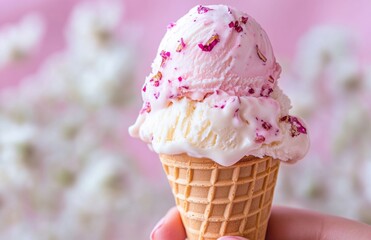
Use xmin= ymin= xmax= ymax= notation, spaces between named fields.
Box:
xmin=218 ymin=236 xmax=249 ymax=240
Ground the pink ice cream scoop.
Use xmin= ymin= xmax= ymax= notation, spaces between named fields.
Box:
xmin=141 ymin=4 xmax=281 ymax=111
xmin=130 ymin=5 xmax=309 ymax=166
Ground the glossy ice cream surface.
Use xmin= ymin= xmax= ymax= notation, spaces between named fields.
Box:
xmin=129 ymin=5 xmax=309 ymax=166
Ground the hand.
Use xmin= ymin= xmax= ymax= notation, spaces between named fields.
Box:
xmin=150 ymin=206 xmax=371 ymax=240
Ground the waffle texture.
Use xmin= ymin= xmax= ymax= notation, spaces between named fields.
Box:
xmin=160 ymin=154 xmax=280 ymax=240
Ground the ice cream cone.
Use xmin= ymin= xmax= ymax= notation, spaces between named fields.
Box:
xmin=160 ymin=154 xmax=280 ymax=240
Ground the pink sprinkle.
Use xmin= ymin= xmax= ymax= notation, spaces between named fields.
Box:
xmin=181 ymin=86 xmax=189 ymax=89
xmin=197 ymin=5 xmax=212 ymax=14
xmin=214 ymin=104 xmax=225 ymax=109
xmin=140 ymin=102 xmax=151 ymax=114
xmin=215 ymin=90 xmax=220 ymax=95
xmin=167 ymin=22 xmax=176 ymax=29
xmin=230 ymin=21 xmax=243 ymax=33
xmin=280 ymin=115 xmax=308 ymax=137
xmin=142 ymin=85 xmax=147 ymax=92
xmin=150 ymin=71 xmax=162 ymax=87
xmin=260 ymin=85 xmax=273 ymax=97
xmin=154 ymin=92 xmax=160 ymax=99
xmin=240 ymin=16 xmax=248 ymax=24
xmin=176 ymin=38 xmax=186 ymax=52
xmin=178 ymin=77 xmax=183 ymax=82
xmin=160 ymin=50 xmax=171 ymax=67
xmin=198 ymin=34 xmax=220 ymax=52
xmin=262 ymin=121 xmax=272 ymax=130
xmin=248 ymin=88 xmax=255 ymax=94
xmin=255 ymin=134 xmax=265 ymax=143
xmin=235 ymin=25 xmax=243 ymax=33
xmin=291 ymin=117 xmax=307 ymax=134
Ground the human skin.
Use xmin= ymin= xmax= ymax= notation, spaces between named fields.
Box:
xmin=150 ymin=206 xmax=371 ymax=240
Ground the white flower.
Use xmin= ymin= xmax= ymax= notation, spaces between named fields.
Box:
xmin=72 ymin=46 xmax=134 ymax=106
xmin=65 ymin=0 xmax=122 ymax=52
xmin=361 ymin=160 xmax=371 ymax=201
xmin=0 ymin=13 xmax=45 ymax=68
xmin=295 ymin=25 xmax=355 ymax=83
xmin=0 ymin=120 xmax=37 ymax=191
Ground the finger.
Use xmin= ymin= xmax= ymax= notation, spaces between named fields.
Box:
xmin=150 ymin=207 xmax=186 ymax=240
xmin=266 ymin=206 xmax=371 ymax=240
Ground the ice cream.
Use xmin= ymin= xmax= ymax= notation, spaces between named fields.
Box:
xmin=129 ymin=4 xmax=309 ymax=166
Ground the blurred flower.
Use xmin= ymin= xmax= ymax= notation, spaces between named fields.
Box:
xmin=0 ymin=1 xmax=170 ymax=239
xmin=66 ymin=0 xmax=122 ymax=54
xmin=0 ymin=119 xmax=37 ymax=192
xmin=277 ymin=25 xmax=371 ymax=224
xmin=0 ymin=14 xmax=45 ymax=68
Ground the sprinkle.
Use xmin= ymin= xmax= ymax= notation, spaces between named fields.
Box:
xmin=256 ymin=45 xmax=267 ymax=62
xmin=198 ymin=34 xmax=220 ymax=52
xmin=154 ymin=92 xmax=160 ymax=99
xmin=150 ymin=71 xmax=163 ymax=87
xmin=197 ymin=5 xmax=212 ymax=14
xmin=262 ymin=121 xmax=272 ymax=130
xmin=235 ymin=25 xmax=243 ymax=33
xmin=268 ymin=75 xmax=275 ymax=83
xmin=176 ymin=38 xmax=186 ymax=52
xmin=255 ymin=134 xmax=265 ymax=143
xmin=142 ymin=85 xmax=147 ymax=92
xmin=280 ymin=115 xmax=307 ymax=137
xmin=153 ymin=71 xmax=162 ymax=80
xmin=213 ymin=104 xmax=225 ymax=109
xmin=240 ymin=16 xmax=248 ymax=24
xmin=167 ymin=22 xmax=176 ymax=29
xmin=178 ymin=77 xmax=183 ymax=82
xmin=248 ymin=88 xmax=255 ymax=94
xmin=260 ymin=85 xmax=273 ymax=97
xmin=140 ymin=102 xmax=151 ymax=114
xmin=229 ymin=21 xmax=243 ymax=33
xmin=160 ymin=50 xmax=171 ymax=67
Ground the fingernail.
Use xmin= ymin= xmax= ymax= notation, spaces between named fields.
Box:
xmin=150 ymin=217 xmax=165 ymax=240
xmin=218 ymin=236 xmax=249 ymax=240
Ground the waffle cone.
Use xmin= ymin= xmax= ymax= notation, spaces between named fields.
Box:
xmin=160 ymin=154 xmax=280 ymax=240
